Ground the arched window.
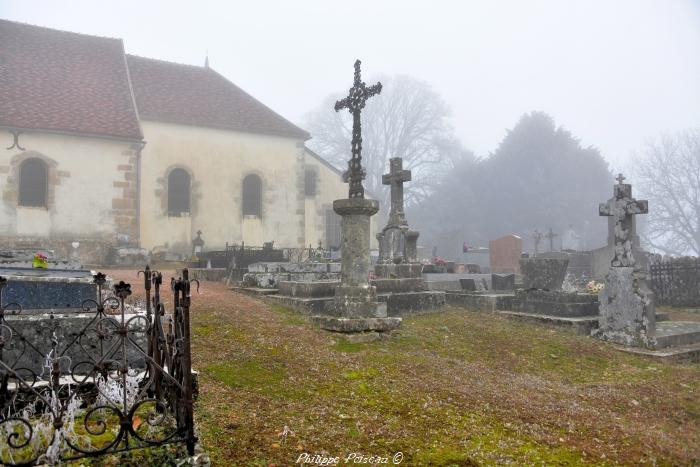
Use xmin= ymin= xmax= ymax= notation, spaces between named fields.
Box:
xmin=18 ymin=158 xmax=48 ymax=207
xmin=168 ymin=168 xmax=191 ymax=216
xmin=242 ymin=174 xmax=262 ymax=217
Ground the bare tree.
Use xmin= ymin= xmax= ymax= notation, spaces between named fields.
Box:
xmin=304 ymin=74 xmax=457 ymax=214
xmin=634 ymin=128 xmax=700 ymax=255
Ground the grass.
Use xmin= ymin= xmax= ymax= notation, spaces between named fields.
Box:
xmin=104 ymin=271 xmax=700 ymax=466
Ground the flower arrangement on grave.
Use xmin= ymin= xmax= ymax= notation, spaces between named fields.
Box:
xmin=586 ymin=280 xmax=605 ymax=293
xmin=32 ymin=251 xmax=49 ymax=269
xmin=432 ymin=257 xmax=447 ymax=266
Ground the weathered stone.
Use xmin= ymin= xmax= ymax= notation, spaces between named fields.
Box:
xmin=312 ymin=316 xmax=402 ymax=332
xmin=460 ymin=278 xmax=477 ymax=291
xmin=491 ymin=273 xmax=515 ymax=291
xmin=599 ymin=176 xmax=648 ymax=268
xmin=372 ymin=278 xmax=426 ymax=293
xmin=374 ymin=263 xmax=422 ymax=279
xmin=595 ymin=267 xmax=656 ymax=348
xmin=0 ymin=267 xmax=97 ymax=310
xmin=278 ymin=280 xmax=339 ymax=297
xmin=520 ymin=258 xmax=569 ymax=290
xmin=512 ymin=289 xmax=599 ymax=317
xmin=445 ymin=291 xmax=514 ymax=313
xmin=405 ymin=230 xmax=419 ymax=262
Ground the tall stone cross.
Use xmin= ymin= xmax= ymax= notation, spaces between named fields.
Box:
xmin=599 ymin=174 xmax=648 ymax=267
xmin=335 ymin=60 xmax=382 ymax=199
xmin=545 ymin=228 xmax=558 ymax=252
xmin=382 ymin=157 xmax=411 ymax=227
xmin=532 ymin=229 xmax=543 ymax=255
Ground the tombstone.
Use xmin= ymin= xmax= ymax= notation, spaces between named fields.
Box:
xmin=489 ymin=235 xmax=522 ymax=274
xmin=520 ymin=258 xmax=569 ymax=290
xmin=460 ymin=278 xmax=477 ymax=291
xmin=313 ymin=59 xmax=401 ymax=332
xmin=376 ymin=157 xmax=412 ymax=264
xmin=594 ymin=174 xmax=656 ymax=347
xmin=491 ymin=273 xmax=515 ymax=291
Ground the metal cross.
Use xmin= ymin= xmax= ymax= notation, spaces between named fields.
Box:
xmin=616 ymin=173 xmax=626 ymax=184
xmin=382 ymin=157 xmax=411 ymax=226
xmin=335 ymin=59 xmax=382 ymax=199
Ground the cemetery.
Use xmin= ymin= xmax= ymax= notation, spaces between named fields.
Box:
xmin=1 ymin=9 xmax=699 ymax=466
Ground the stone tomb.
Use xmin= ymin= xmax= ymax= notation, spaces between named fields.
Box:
xmin=445 ymin=273 xmax=516 ymax=313
xmin=0 ymin=269 xmax=147 ymax=375
xmin=497 ymin=258 xmax=601 ymax=335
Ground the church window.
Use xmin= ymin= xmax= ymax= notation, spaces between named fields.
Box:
xmin=325 ymin=209 xmax=342 ymax=249
xmin=168 ymin=168 xmax=191 ymax=216
xmin=242 ymin=174 xmax=262 ymax=217
xmin=305 ymin=168 xmax=317 ymax=197
xmin=18 ymin=158 xmax=48 ymax=207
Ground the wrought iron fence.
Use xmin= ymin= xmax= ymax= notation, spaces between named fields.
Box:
xmin=649 ymin=257 xmax=700 ymax=307
xmin=0 ymin=266 xmax=197 ymax=465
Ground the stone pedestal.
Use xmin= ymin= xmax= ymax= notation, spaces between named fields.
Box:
xmin=315 ymin=198 xmax=401 ymax=332
xmin=406 ymin=230 xmax=419 ymax=262
xmin=595 ymin=267 xmax=656 ymax=348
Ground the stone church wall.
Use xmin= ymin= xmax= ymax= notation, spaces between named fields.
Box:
xmin=139 ymin=121 xmax=312 ymax=253
xmin=0 ymin=130 xmax=138 ymax=264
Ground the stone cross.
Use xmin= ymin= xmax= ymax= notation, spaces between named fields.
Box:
xmin=382 ymin=157 xmax=411 ymax=227
xmin=599 ymin=175 xmax=648 ymax=267
xmin=335 ymin=60 xmax=382 ymax=199
xmin=545 ymin=228 xmax=558 ymax=252
xmin=532 ymin=229 xmax=543 ymax=256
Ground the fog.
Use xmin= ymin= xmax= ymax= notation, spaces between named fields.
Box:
xmin=3 ymin=0 xmax=699 ymax=171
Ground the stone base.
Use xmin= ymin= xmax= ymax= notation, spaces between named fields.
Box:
xmin=594 ymin=267 xmax=656 ymax=348
xmin=267 ymin=291 xmax=444 ymax=316
xmin=278 ymin=280 xmax=339 ymax=297
xmin=312 ymin=316 xmax=402 ymax=333
xmin=512 ymin=290 xmax=599 ymax=317
xmin=445 ymin=291 xmax=515 ymax=313
xmin=495 ymin=311 xmax=599 ymax=336
xmin=374 ymin=263 xmax=423 ymax=279
xmin=372 ymin=277 xmax=425 ymax=293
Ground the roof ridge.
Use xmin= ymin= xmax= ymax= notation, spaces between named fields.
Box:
xmin=0 ymin=17 xmax=121 ymax=41
xmin=206 ymin=67 xmax=310 ymax=140
xmin=126 ymin=54 xmax=206 ymax=70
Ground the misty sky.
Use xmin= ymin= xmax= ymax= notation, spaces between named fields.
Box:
xmin=3 ymin=0 xmax=699 ymax=172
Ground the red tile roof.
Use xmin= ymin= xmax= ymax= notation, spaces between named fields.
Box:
xmin=126 ymin=55 xmax=309 ymax=139
xmin=0 ymin=20 xmax=310 ymax=141
xmin=0 ymin=19 xmax=143 ymax=140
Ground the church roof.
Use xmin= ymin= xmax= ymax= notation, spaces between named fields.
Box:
xmin=0 ymin=19 xmax=143 ymax=140
xmin=127 ymin=55 xmax=310 ymax=139
xmin=0 ymin=19 xmax=310 ymax=141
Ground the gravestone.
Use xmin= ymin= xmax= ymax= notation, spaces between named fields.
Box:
xmin=491 ymin=273 xmax=515 ymax=291
xmin=313 ymin=60 xmax=401 ymax=332
xmin=594 ymin=175 xmax=656 ymax=347
xmin=489 ymin=235 xmax=522 ymax=274
xmin=520 ymin=258 xmax=569 ymax=290
xmin=532 ymin=230 xmax=543 ymax=256
xmin=376 ymin=157 xmax=411 ymax=264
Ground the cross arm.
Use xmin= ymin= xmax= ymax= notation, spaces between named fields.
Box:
xmin=366 ymin=82 xmax=382 ymax=98
xmin=334 ymin=96 xmax=351 ymax=113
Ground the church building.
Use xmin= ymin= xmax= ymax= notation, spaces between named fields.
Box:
xmin=0 ymin=19 xmax=350 ymax=263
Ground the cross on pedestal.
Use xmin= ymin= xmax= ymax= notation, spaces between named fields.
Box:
xmin=599 ymin=174 xmax=648 ymax=267
xmin=532 ymin=229 xmax=543 ymax=256
xmin=335 ymin=60 xmax=382 ymax=199
xmin=382 ymin=157 xmax=411 ymax=227
xmin=545 ymin=228 xmax=558 ymax=252
xmin=616 ymin=173 xmax=626 ymax=184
